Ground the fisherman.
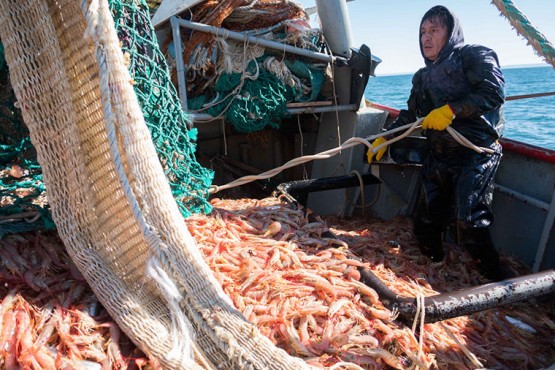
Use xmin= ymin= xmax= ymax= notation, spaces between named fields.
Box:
xmin=367 ymin=5 xmax=509 ymax=280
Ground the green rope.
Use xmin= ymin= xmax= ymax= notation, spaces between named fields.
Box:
xmin=491 ymin=0 xmax=555 ymax=68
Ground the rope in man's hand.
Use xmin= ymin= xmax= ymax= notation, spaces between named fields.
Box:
xmin=209 ymin=117 xmax=494 ymax=194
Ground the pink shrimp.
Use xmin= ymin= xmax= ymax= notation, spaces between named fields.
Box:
xmin=267 ymin=247 xmax=281 ymax=268
xmin=99 ymin=322 xmax=128 ymax=369
xmin=368 ymin=306 xmax=394 ymax=321
xmin=328 ymin=298 xmax=351 ymax=317
xmin=349 ymin=334 xmax=380 ymax=347
xmin=311 ymin=320 xmax=333 ymax=352
xmin=263 ymin=221 xmax=282 ymax=237
xmin=0 ymin=309 xmax=18 ymax=369
xmin=54 ymin=307 xmax=83 ymax=360
xmin=279 ymin=320 xmax=316 ymax=356
xmin=16 ymin=305 xmax=57 ymax=369
xmin=354 ymin=348 xmax=402 ymax=369
xmin=347 ymin=279 xmax=380 ymax=305
xmin=283 ymin=270 xmax=338 ymax=300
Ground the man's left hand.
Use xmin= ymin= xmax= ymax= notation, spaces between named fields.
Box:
xmin=422 ymin=104 xmax=455 ymax=130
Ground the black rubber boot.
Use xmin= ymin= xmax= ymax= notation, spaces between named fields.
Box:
xmin=418 ymin=238 xmax=445 ymax=262
xmin=414 ymin=218 xmax=445 ymax=262
xmin=459 ymin=225 xmax=502 ymax=280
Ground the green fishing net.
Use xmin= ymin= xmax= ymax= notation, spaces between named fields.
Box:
xmin=0 ymin=49 xmax=54 ymax=236
xmin=0 ymin=0 xmax=214 ymax=236
xmin=188 ymin=58 xmax=326 ymax=133
xmin=108 ymin=0 xmax=213 ymax=217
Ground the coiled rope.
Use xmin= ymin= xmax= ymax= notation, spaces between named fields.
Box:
xmin=209 ymin=119 xmax=494 ymax=194
xmin=491 ymin=0 xmax=555 ymax=69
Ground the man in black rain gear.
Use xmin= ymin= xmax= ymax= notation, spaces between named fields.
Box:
xmin=368 ymin=5 xmax=507 ymax=280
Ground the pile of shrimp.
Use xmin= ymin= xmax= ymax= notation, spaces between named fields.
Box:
xmin=0 ymin=231 xmax=159 ymax=369
xmin=187 ymin=196 xmax=555 ymax=370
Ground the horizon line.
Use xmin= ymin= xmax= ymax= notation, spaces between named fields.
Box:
xmin=376 ymin=62 xmax=551 ymax=77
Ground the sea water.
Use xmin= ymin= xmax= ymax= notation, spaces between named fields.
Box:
xmin=364 ymin=65 xmax=555 ymax=150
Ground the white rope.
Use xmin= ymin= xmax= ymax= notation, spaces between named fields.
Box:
xmin=446 ymin=126 xmax=495 ymax=154
xmin=349 ymin=169 xmax=366 ymax=216
xmin=409 ymin=294 xmax=427 ymax=369
xmin=192 ymin=35 xmax=260 ymax=121
xmin=438 ymin=321 xmax=484 ymax=368
xmin=411 ymin=292 xmax=421 ymax=334
xmin=418 ymin=295 xmax=425 ymax=361
xmin=208 ymin=119 xmax=421 ymax=194
xmin=210 ymin=117 xmax=496 ymax=194
xmin=84 ymin=0 xmax=194 ymax=366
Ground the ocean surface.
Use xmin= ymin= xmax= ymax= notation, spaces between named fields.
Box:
xmin=364 ymin=65 xmax=555 ymax=150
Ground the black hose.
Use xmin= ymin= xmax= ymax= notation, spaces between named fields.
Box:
xmin=274 ymin=173 xmax=380 ymax=206
xmin=360 ymin=267 xmax=555 ymax=324
xmin=275 ymin=177 xmax=555 ymax=323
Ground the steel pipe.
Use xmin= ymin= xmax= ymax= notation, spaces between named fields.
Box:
xmin=533 ymin=186 xmax=555 ymax=272
xmin=170 ymin=17 xmax=188 ymax=113
xmin=191 ymin=104 xmax=359 ymax=122
xmin=494 ymin=183 xmax=550 ymax=211
xmin=173 ymin=18 xmax=340 ymax=64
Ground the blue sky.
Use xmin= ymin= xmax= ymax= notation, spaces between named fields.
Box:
xmin=299 ymin=1 xmax=555 ymax=75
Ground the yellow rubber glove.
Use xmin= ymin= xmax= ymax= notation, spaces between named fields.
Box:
xmin=422 ymin=104 xmax=455 ymax=131
xmin=366 ymin=137 xmax=388 ymax=164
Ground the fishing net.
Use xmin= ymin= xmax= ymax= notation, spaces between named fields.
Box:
xmin=108 ymin=0 xmax=213 ymax=217
xmin=0 ymin=44 xmax=55 ymax=236
xmin=0 ymin=0 xmax=309 ymax=368
xmin=0 ymin=0 xmax=214 ymax=238
xmin=167 ymin=0 xmax=328 ymax=133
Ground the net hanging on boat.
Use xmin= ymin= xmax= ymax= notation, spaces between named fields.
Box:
xmin=174 ymin=0 xmax=328 ymax=133
xmin=0 ymin=0 xmax=310 ymax=368
xmin=0 ymin=0 xmax=214 ymax=238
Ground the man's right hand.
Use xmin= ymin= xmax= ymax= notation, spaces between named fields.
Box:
xmin=366 ymin=137 xmax=388 ymax=164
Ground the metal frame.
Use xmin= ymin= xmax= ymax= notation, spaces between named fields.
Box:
xmin=169 ymin=16 xmax=357 ymax=122
xmin=533 ymin=187 xmax=555 ymax=271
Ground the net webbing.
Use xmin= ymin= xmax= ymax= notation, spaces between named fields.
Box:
xmin=0 ymin=0 xmax=311 ymax=368
xmin=0 ymin=50 xmax=54 ymax=235
xmin=107 ymin=0 xmax=214 ymax=218
xmin=0 ymin=0 xmax=213 ymax=237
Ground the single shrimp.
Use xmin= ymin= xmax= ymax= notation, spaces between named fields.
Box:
xmin=279 ymin=320 xmax=316 ymax=356
xmin=311 ymin=320 xmax=333 ymax=352
xmin=0 ymin=310 xmax=18 ymax=369
xmin=263 ymin=221 xmax=282 ymax=237
xmin=99 ymin=322 xmax=128 ymax=369
xmin=348 ymin=334 xmax=380 ymax=347
xmin=347 ymin=279 xmax=380 ymax=306
xmin=368 ymin=306 xmax=394 ymax=321
xmin=283 ymin=271 xmax=338 ymax=300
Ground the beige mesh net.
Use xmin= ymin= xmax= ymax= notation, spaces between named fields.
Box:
xmin=0 ymin=0 xmax=311 ymax=368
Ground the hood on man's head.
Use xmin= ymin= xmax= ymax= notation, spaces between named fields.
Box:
xmin=419 ymin=5 xmax=464 ymax=65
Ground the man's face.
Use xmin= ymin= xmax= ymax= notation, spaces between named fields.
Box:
xmin=420 ymin=19 xmax=449 ymax=61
